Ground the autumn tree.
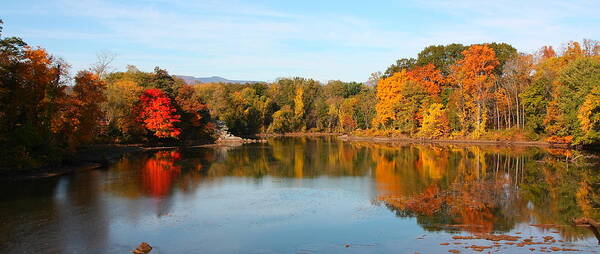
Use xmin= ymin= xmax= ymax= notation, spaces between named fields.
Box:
xmin=104 ymin=78 xmax=145 ymax=142
xmin=373 ymin=70 xmax=411 ymax=128
xmin=69 ymin=71 xmax=107 ymax=145
xmin=582 ymin=39 xmax=600 ymax=57
xmin=540 ymin=46 xmax=557 ymax=59
xmin=221 ymin=87 xmax=264 ymax=136
xmin=577 ymin=86 xmax=600 ymax=144
xmin=373 ymin=70 xmax=431 ymax=133
xmin=174 ymin=85 xmax=213 ymax=140
xmin=496 ymin=54 xmax=534 ymax=129
xmin=450 ymin=45 xmax=499 ymax=137
xmin=418 ymin=103 xmax=450 ymax=139
xmin=339 ymin=97 xmax=359 ymax=132
xmin=522 ymin=47 xmax=567 ymax=134
xmin=137 ymin=89 xmax=181 ymax=139
xmin=353 ymin=87 xmax=376 ymax=129
xmin=407 ymin=63 xmax=445 ymax=97
xmin=269 ymin=105 xmax=294 ymax=133
xmin=546 ymin=57 xmax=600 ymax=144
xmin=0 ymin=21 xmax=72 ymax=168
xmin=367 ymin=71 xmax=383 ymax=86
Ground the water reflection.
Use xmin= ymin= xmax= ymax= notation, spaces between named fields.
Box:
xmin=0 ymin=137 xmax=598 ymax=253
xmin=363 ymin=142 xmax=599 ymax=241
xmin=104 ymin=138 xmax=598 ymax=239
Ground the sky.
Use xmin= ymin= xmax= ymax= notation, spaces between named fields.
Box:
xmin=2 ymin=0 xmax=600 ymax=82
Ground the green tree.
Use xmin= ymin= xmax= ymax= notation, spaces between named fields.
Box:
xmin=521 ymin=77 xmax=551 ymax=133
xmin=383 ymin=58 xmax=416 ymax=78
xmin=549 ymin=57 xmax=600 ymax=143
xmin=416 ymin=44 xmax=466 ymax=76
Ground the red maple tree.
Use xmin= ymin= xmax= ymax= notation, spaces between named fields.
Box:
xmin=137 ymin=89 xmax=182 ymax=138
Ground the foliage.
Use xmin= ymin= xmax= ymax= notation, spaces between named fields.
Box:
xmin=416 ymin=43 xmax=466 ymax=76
xmin=104 ymin=77 xmax=145 ymax=142
xmin=175 ymin=85 xmax=214 ymax=140
xmin=383 ymin=58 xmax=416 ymax=78
xmin=137 ymin=89 xmax=181 ymax=139
xmin=0 ymin=33 xmax=70 ymax=169
xmin=418 ymin=103 xmax=450 ymax=139
xmin=67 ymin=71 xmax=107 ymax=147
xmin=577 ymin=86 xmax=600 ymax=144
xmin=373 ymin=70 xmax=433 ymax=133
xmin=546 ymin=57 xmax=600 ymax=144
xmin=450 ymin=45 xmax=499 ymax=137
xmin=269 ymin=105 xmax=295 ymax=133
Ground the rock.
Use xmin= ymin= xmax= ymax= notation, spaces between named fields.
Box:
xmin=132 ymin=242 xmax=152 ymax=254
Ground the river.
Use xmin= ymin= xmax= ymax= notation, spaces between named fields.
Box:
xmin=1 ymin=137 xmax=599 ymax=253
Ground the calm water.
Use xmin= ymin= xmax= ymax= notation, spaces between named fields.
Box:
xmin=1 ymin=137 xmax=599 ymax=253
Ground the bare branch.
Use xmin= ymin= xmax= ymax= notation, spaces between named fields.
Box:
xmin=90 ymin=50 xmax=116 ymax=79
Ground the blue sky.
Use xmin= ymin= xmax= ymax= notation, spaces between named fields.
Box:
xmin=2 ymin=0 xmax=599 ymax=82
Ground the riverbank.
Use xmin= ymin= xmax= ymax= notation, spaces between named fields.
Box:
xmin=259 ymin=132 xmax=341 ymax=137
xmin=262 ymin=132 xmax=570 ymax=148
xmin=337 ymin=135 xmax=567 ymax=148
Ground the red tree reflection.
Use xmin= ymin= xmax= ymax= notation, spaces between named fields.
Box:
xmin=142 ymin=151 xmax=182 ymax=197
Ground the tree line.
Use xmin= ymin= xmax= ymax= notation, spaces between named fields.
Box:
xmin=1 ymin=18 xmax=599 ymax=170
xmin=371 ymin=40 xmax=600 ymax=146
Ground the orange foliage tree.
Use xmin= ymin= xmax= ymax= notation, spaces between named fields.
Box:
xmin=373 ymin=70 xmax=431 ymax=133
xmin=71 ymin=71 xmax=106 ymax=143
xmin=450 ymin=45 xmax=499 ymax=137
xmin=373 ymin=70 xmax=411 ymax=128
xmin=407 ymin=63 xmax=445 ymax=98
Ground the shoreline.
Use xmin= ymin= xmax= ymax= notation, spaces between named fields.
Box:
xmin=259 ymin=132 xmax=572 ymax=148
xmin=258 ymin=132 xmax=341 ymax=137
xmin=336 ymin=135 xmax=570 ymax=148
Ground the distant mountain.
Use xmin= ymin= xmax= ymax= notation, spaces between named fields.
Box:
xmin=175 ymin=75 xmax=258 ymax=85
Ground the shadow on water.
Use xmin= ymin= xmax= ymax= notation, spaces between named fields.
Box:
xmin=0 ymin=136 xmax=598 ymax=253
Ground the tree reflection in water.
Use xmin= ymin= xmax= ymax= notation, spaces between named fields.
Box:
xmin=367 ymin=142 xmax=599 ymax=241
xmin=4 ymin=137 xmax=597 ymax=253
xmin=107 ymin=137 xmax=598 ymax=240
xmin=142 ymin=151 xmax=182 ymax=197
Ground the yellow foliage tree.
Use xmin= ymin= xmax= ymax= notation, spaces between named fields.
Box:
xmin=577 ymin=86 xmax=600 ymax=144
xmin=418 ymin=103 xmax=450 ymax=139
xmin=293 ymin=86 xmax=305 ymax=131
